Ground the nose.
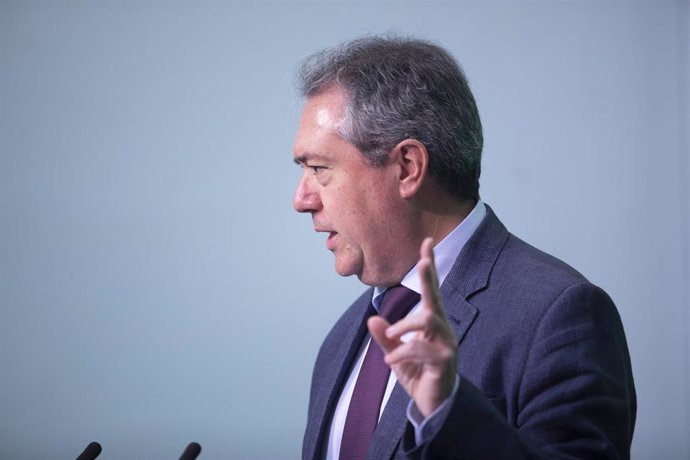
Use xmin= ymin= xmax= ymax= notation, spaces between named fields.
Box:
xmin=293 ymin=173 xmax=322 ymax=213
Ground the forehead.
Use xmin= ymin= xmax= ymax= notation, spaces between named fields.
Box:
xmin=293 ymin=88 xmax=351 ymax=158
xmin=303 ymin=86 xmax=349 ymax=121
xmin=299 ymin=90 xmax=348 ymax=134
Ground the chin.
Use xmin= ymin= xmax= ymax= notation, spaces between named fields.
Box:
xmin=333 ymin=251 xmax=364 ymax=279
xmin=334 ymin=263 xmax=360 ymax=278
xmin=354 ymin=269 xmax=389 ymax=287
xmin=359 ymin=266 xmax=406 ymax=288
xmin=333 ymin=258 xmax=387 ymax=286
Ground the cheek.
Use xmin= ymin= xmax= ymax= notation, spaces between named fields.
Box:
xmin=326 ymin=187 xmax=364 ymax=218
xmin=326 ymin=172 xmax=395 ymax=236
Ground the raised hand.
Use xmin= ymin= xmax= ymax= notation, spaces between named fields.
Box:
xmin=368 ymin=237 xmax=458 ymax=417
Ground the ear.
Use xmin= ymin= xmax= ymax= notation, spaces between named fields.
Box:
xmin=391 ymin=139 xmax=429 ymax=199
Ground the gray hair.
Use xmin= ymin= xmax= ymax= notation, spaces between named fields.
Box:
xmin=297 ymin=35 xmax=483 ymax=202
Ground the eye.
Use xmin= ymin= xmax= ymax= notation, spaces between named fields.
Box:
xmin=304 ymin=164 xmax=328 ymax=176
xmin=308 ymin=164 xmax=331 ymax=185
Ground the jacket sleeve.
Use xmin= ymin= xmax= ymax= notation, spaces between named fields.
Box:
xmin=402 ymin=282 xmax=636 ymax=459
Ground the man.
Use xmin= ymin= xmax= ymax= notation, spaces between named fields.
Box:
xmin=293 ymin=36 xmax=636 ymax=460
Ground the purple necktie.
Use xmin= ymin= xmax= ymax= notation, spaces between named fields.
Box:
xmin=339 ymin=285 xmax=421 ymax=460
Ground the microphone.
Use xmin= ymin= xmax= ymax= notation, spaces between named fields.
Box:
xmin=179 ymin=442 xmax=202 ymax=460
xmin=76 ymin=441 xmax=102 ymax=460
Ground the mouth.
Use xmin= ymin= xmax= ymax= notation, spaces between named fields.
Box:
xmin=314 ymin=224 xmax=337 ymax=249
xmin=325 ymin=231 xmax=337 ymax=250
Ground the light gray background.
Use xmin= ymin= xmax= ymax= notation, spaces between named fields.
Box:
xmin=1 ymin=1 xmax=688 ymax=458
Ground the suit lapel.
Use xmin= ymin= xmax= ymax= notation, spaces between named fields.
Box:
xmin=441 ymin=205 xmax=509 ymax=358
xmin=444 ymin=204 xmax=509 ymax=300
xmin=304 ymin=290 xmax=374 ymax=460
xmin=367 ymin=383 xmax=410 ymax=460
xmin=367 ymin=297 xmax=480 ymax=460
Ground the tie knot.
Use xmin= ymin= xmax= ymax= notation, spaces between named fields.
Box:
xmin=379 ymin=285 xmax=420 ymax=324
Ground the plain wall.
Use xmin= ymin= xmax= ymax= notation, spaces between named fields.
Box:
xmin=1 ymin=1 xmax=688 ymax=458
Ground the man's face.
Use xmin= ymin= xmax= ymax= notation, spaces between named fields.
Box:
xmin=293 ymin=87 xmax=411 ymax=286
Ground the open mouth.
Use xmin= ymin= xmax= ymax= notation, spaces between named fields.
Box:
xmin=326 ymin=231 xmax=337 ymax=249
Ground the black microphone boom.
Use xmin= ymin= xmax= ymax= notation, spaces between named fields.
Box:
xmin=76 ymin=441 xmax=102 ymax=460
xmin=179 ymin=442 xmax=202 ymax=460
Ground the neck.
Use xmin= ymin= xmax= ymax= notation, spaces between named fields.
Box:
xmin=373 ymin=196 xmax=475 ymax=288
xmin=418 ymin=195 xmax=476 ymax=246
xmin=367 ymin=178 xmax=476 ymax=288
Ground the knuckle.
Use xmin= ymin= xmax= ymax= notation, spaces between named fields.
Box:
xmin=408 ymin=340 xmax=423 ymax=356
xmin=438 ymin=347 xmax=454 ymax=362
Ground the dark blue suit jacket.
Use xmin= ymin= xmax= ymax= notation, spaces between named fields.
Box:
xmin=302 ymin=206 xmax=636 ymax=459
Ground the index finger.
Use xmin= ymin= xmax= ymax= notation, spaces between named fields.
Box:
xmin=419 ymin=237 xmax=445 ymax=316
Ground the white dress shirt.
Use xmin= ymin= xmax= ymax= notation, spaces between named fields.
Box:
xmin=324 ymin=201 xmax=487 ymax=459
